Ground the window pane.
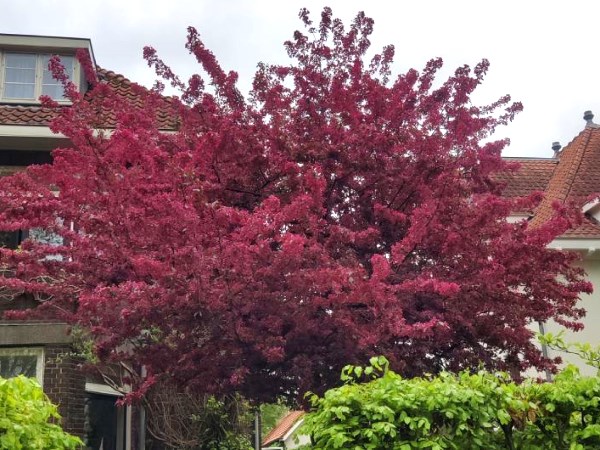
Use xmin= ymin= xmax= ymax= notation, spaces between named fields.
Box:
xmin=0 ymin=349 xmax=43 ymax=385
xmin=41 ymin=55 xmax=74 ymax=100
xmin=3 ymin=54 xmax=36 ymax=99
xmin=42 ymin=70 xmax=55 ymax=84
xmin=5 ymin=53 xmax=35 ymax=69
xmin=5 ymin=67 xmax=36 ymax=83
xmin=29 ymin=227 xmax=64 ymax=261
xmin=3 ymin=54 xmax=75 ymax=101
xmin=42 ymin=55 xmax=74 ymax=83
xmin=29 ymin=227 xmax=63 ymax=246
xmin=0 ymin=230 xmax=21 ymax=249
xmin=0 ymin=355 xmax=37 ymax=378
xmin=3 ymin=83 xmax=35 ymax=99
xmin=41 ymin=83 xmax=65 ymax=99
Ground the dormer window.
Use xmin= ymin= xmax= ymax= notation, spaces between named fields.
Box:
xmin=1 ymin=52 xmax=75 ymax=102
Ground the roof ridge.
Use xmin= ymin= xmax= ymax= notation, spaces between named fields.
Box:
xmin=561 ymin=127 xmax=593 ymax=204
xmin=97 ymin=67 xmax=133 ymax=85
xmin=97 ymin=66 xmax=178 ymax=106
xmin=555 ymin=126 xmax=600 ymax=157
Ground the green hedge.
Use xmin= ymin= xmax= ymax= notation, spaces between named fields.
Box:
xmin=303 ymin=357 xmax=600 ymax=450
xmin=0 ymin=376 xmax=82 ymax=450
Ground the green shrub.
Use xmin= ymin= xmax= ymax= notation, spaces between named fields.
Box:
xmin=0 ymin=376 xmax=82 ymax=450
xmin=303 ymin=357 xmax=600 ymax=449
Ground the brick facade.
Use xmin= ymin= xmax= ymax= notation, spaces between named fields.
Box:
xmin=43 ymin=344 xmax=87 ymax=438
xmin=0 ymin=322 xmax=88 ymax=439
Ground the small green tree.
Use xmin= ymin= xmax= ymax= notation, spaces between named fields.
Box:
xmin=0 ymin=376 xmax=82 ymax=450
xmin=538 ymin=331 xmax=600 ymax=373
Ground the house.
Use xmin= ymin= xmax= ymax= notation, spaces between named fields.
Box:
xmin=0 ymin=33 xmax=176 ymax=450
xmin=497 ymin=111 xmax=600 ymax=374
xmin=263 ymin=411 xmax=310 ymax=450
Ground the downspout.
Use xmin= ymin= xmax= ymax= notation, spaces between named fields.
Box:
xmin=538 ymin=322 xmax=553 ymax=381
xmin=254 ymin=408 xmax=262 ymax=450
xmin=139 ymin=366 xmax=146 ymax=450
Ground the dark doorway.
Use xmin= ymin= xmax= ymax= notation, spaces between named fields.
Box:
xmin=86 ymin=393 xmax=127 ymax=450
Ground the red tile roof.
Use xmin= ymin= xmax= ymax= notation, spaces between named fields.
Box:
xmin=502 ymin=125 xmax=600 ymax=238
xmin=496 ymin=158 xmax=557 ymax=198
xmin=0 ymin=68 xmax=178 ymax=130
xmin=263 ymin=410 xmax=305 ymax=447
xmin=98 ymin=69 xmax=178 ymax=129
xmin=0 ymin=105 xmax=59 ymax=125
xmin=529 ymin=126 xmax=600 ymax=237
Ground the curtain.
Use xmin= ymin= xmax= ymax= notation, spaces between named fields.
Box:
xmin=3 ymin=53 xmax=74 ymax=100
xmin=4 ymin=53 xmax=36 ymax=99
xmin=42 ymin=55 xmax=74 ymax=99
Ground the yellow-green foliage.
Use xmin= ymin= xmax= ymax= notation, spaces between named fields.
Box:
xmin=0 ymin=376 xmax=82 ymax=450
xmin=303 ymin=357 xmax=600 ymax=450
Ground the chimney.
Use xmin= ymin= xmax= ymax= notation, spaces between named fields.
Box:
xmin=552 ymin=141 xmax=561 ymax=158
xmin=584 ymin=110 xmax=595 ymax=125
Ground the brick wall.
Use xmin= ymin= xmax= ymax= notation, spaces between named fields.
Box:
xmin=43 ymin=344 xmax=87 ymax=438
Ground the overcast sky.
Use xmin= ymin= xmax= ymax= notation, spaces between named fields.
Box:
xmin=1 ymin=0 xmax=599 ymax=157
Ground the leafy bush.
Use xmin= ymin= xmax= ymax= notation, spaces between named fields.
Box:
xmin=0 ymin=376 xmax=82 ymax=449
xmin=303 ymin=357 xmax=600 ymax=449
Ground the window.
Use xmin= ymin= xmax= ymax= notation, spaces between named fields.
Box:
xmin=0 ymin=52 xmax=75 ymax=102
xmin=29 ymin=227 xmax=64 ymax=246
xmin=0 ymin=229 xmax=27 ymax=249
xmin=0 ymin=347 xmax=44 ymax=385
xmin=0 ymin=228 xmax=64 ymax=263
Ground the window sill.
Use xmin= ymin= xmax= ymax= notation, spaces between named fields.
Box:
xmin=0 ymin=98 xmax=73 ymax=106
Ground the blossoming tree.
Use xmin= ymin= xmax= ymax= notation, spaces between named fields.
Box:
xmin=0 ymin=8 xmax=590 ymax=401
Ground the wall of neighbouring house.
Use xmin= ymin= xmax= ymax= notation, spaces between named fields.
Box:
xmin=284 ymin=431 xmax=312 ymax=449
xmin=543 ymin=253 xmax=600 ymax=376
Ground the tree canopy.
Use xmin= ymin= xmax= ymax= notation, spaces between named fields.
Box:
xmin=0 ymin=8 xmax=590 ymax=401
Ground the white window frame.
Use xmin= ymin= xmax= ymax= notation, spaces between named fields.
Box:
xmin=0 ymin=346 xmax=44 ymax=386
xmin=0 ymin=50 xmax=78 ymax=104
